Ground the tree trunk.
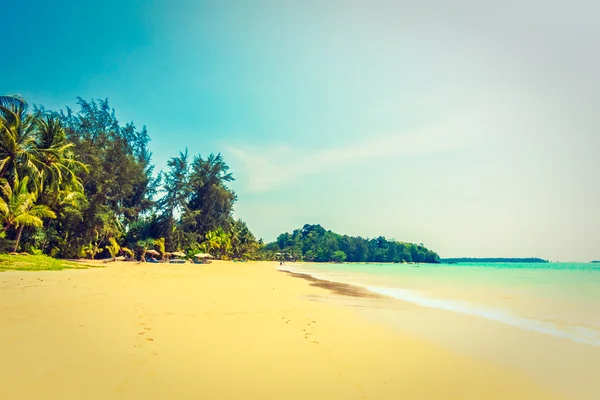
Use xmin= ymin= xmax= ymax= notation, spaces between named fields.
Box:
xmin=12 ymin=225 xmax=24 ymax=252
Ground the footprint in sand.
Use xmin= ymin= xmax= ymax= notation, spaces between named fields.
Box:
xmin=115 ymin=381 xmax=128 ymax=394
xmin=146 ymin=337 xmax=154 ymax=341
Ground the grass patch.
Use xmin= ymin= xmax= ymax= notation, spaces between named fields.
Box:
xmin=0 ymin=254 xmax=96 ymax=271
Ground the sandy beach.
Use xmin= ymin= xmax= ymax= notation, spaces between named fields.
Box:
xmin=0 ymin=261 xmax=562 ymax=399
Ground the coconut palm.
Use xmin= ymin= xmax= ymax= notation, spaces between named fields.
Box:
xmin=0 ymin=176 xmax=56 ymax=251
xmin=106 ymin=237 xmax=121 ymax=261
xmin=229 ymin=219 xmax=257 ymax=259
xmin=230 ymin=227 xmax=241 ymax=258
xmin=153 ymin=237 xmax=166 ymax=261
xmin=0 ymin=97 xmax=86 ymax=194
xmin=218 ymin=228 xmax=231 ymax=258
xmin=0 ymin=95 xmax=42 ymax=183
xmin=203 ymin=230 xmax=221 ymax=254
xmin=136 ymin=238 xmax=155 ymax=262
xmin=80 ymin=242 xmax=103 ymax=260
xmin=33 ymin=115 xmax=87 ymax=193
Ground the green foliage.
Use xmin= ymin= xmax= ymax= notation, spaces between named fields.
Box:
xmin=263 ymin=224 xmax=440 ymax=263
xmin=105 ymin=237 xmax=120 ymax=260
xmin=135 ymin=238 xmax=156 ymax=261
xmin=0 ymin=254 xmax=93 ymax=271
xmin=80 ymin=242 xmax=103 ymax=260
xmin=33 ymin=97 xmax=156 ymax=258
xmin=229 ymin=219 xmax=259 ymax=259
xmin=154 ymin=151 xmax=238 ymax=252
xmin=121 ymin=247 xmax=134 ymax=258
xmin=153 ymin=237 xmax=165 ymax=260
xmin=331 ymin=250 xmax=347 ymax=263
xmin=0 ymin=176 xmax=57 ymax=251
xmin=0 ymin=95 xmax=299 ymax=263
xmin=29 ymin=247 xmax=43 ymax=256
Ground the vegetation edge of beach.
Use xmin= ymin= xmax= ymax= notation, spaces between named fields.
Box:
xmin=0 ymin=254 xmax=99 ymax=271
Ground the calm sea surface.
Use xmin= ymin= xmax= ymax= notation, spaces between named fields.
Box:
xmin=281 ymin=262 xmax=600 ymax=346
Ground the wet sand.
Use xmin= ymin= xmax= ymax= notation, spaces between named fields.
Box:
xmin=281 ymin=269 xmax=384 ymax=298
xmin=0 ymin=260 xmax=560 ymax=399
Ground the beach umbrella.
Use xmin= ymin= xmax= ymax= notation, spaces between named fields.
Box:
xmin=194 ymin=253 xmax=214 ymax=258
xmin=146 ymin=249 xmax=160 ymax=256
xmin=171 ymin=251 xmax=186 ymax=257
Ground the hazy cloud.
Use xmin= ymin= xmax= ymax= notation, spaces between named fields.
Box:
xmin=227 ymin=105 xmax=492 ymax=192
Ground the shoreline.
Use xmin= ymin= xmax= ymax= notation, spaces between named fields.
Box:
xmin=0 ymin=260 xmax=563 ymax=399
xmin=278 ymin=262 xmax=600 ymax=400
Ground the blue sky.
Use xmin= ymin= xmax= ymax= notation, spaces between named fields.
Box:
xmin=3 ymin=0 xmax=599 ymax=261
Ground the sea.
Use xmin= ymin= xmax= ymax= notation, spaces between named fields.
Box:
xmin=280 ymin=261 xmax=600 ymax=347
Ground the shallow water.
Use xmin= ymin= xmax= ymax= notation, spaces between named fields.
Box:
xmin=281 ymin=262 xmax=600 ymax=346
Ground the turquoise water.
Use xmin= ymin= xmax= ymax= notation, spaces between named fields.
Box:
xmin=281 ymin=262 xmax=600 ymax=346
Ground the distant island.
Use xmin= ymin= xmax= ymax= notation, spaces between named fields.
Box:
xmin=441 ymin=257 xmax=549 ymax=263
xmin=592 ymin=261 xmax=600 ymax=263
xmin=264 ymin=224 xmax=440 ymax=263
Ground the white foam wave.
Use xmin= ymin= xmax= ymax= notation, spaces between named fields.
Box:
xmin=365 ymin=286 xmax=600 ymax=347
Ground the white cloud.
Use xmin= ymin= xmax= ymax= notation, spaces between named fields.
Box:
xmin=226 ymin=107 xmax=491 ymax=192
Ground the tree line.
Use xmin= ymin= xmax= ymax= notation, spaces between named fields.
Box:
xmin=0 ymin=95 xmax=442 ymax=264
xmin=0 ymin=95 xmax=259 ymax=260
xmin=261 ymin=224 xmax=440 ymax=263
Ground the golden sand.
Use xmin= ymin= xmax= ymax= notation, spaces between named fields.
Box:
xmin=0 ymin=261 xmax=560 ymax=399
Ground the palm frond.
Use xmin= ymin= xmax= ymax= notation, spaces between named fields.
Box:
xmin=13 ymin=213 xmax=44 ymax=228
xmin=0 ymin=95 xmax=27 ymax=112
xmin=0 ymin=196 xmax=8 ymax=217
xmin=28 ymin=204 xmax=57 ymax=219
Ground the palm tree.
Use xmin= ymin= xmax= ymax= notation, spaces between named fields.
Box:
xmin=0 ymin=176 xmax=56 ymax=251
xmin=229 ymin=219 xmax=257 ymax=259
xmin=0 ymin=95 xmax=43 ymax=184
xmin=80 ymin=242 xmax=103 ymax=260
xmin=34 ymin=115 xmax=87 ymax=193
xmin=230 ymin=227 xmax=241 ymax=258
xmin=136 ymin=238 xmax=155 ymax=262
xmin=203 ymin=230 xmax=221 ymax=255
xmin=218 ymin=229 xmax=231 ymax=258
xmin=153 ymin=237 xmax=166 ymax=261
xmin=1 ymin=96 xmax=86 ymax=195
xmin=106 ymin=237 xmax=120 ymax=261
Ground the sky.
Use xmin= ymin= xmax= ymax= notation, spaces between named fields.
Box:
xmin=2 ymin=0 xmax=599 ymax=261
